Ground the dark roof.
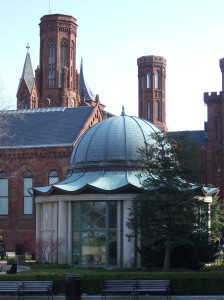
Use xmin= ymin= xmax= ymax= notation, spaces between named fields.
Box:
xmin=79 ymin=59 xmax=96 ymax=101
xmin=17 ymin=52 xmax=34 ymax=94
xmin=169 ymin=130 xmax=207 ymax=146
xmin=0 ymin=106 xmax=95 ymax=148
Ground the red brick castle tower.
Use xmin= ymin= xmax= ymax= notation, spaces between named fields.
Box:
xmin=38 ymin=14 xmax=78 ymax=108
xmin=17 ymin=14 xmax=80 ymax=109
xmin=137 ymin=55 xmax=167 ymax=132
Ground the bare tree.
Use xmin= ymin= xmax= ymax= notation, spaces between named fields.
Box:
xmin=35 ymin=237 xmax=64 ymax=263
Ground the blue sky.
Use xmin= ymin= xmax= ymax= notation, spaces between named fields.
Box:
xmin=0 ymin=0 xmax=224 ymax=130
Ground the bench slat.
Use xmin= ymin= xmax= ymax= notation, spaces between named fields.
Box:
xmin=0 ymin=280 xmax=53 ymax=299
xmin=101 ymin=279 xmax=170 ymax=300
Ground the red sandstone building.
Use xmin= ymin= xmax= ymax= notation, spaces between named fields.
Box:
xmin=0 ymin=12 xmax=222 ymax=253
xmin=0 ymin=14 xmax=109 ymax=251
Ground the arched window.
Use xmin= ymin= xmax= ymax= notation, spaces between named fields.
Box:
xmin=32 ymin=96 xmax=36 ymax=109
xmin=0 ymin=172 xmax=8 ymax=215
xmin=155 ymin=70 xmax=160 ymax=89
xmin=147 ymin=101 xmax=151 ymax=120
xmin=146 ymin=70 xmax=151 ymax=89
xmin=20 ymin=96 xmax=28 ymax=109
xmin=48 ymin=170 xmax=59 ymax=185
xmin=60 ymin=40 xmax=68 ymax=87
xmin=48 ymin=41 xmax=56 ymax=87
xmin=23 ymin=171 xmax=33 ymax=215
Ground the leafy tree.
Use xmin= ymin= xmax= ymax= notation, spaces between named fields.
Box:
xmin=127 ymin=131 xmax=218 ymax=270
xmin=210 ymin=195 xmax=224 ymax=239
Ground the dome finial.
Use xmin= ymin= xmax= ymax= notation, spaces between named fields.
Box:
xmin=121 ymin=106 xmax=125 ymax=116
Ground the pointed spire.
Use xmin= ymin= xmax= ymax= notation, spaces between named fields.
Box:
xmin=17 ymin=45 xmax=34 ymax=94
xmin=95 ymin=94 xmax=99 ymax=102
xmin=121 ymin=106 xmax=125 ymax=116
xmin=79 ymin=58 xmax=96 ymax=101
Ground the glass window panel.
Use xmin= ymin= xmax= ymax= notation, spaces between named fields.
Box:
xmin=0 ymin=172 xmax=7 ymax=179
xmin=81 ymin=231 xmax=106 ymax=265
xmin=48 ymin=170 xmax=59 ymax=185
xmin=146 ymin=70 xmax=151 ymax=88
xmin=24 ymin=171 xmax=32 ymax=178
xmin=147 ymin=101 xmax=151 ymax=121
xmin=0 ymin=198 xmax=8 ymax=215
xmin=94 ymin=202 xmax=106 ymax=228
xmin=73 ymin=202 xmax=81 ymax=229
xmin=72 ymin=201 xmax=117 ymax=266
xmin=24 ymin=178 xmax=33 ymax=195
xmin=24 ymin=196 xmax=33 ymax=215
xmin=73 ymin=231 xmax=80 ymax=265
xmin=109 ymin=232 xmax=117 ymax=265
xmin=0 ymin=178 xmax=8 ymax=196
xmin=0 ymin=173 xmax=8 ymax=215
xmin=155 ymin=71 xmax=159 ymax=89
xmin=82 ymin=202 xmax=106 ymax=229
xmin=48 ymin=41 xmax=56 ymax=87
xmin=109 ymin=201 xmax=117 ymax=228
xmin=156 ymin=101 xmax=160 ymax=121
xmin=23 ymin=172 xmax=33 ymax=215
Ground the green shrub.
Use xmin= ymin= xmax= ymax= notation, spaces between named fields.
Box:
xmin=2 ymin=264 xmax=224 ymax=295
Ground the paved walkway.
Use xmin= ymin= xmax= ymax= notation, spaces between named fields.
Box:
xmin=0 ymin=263 xmax=30 ymax=274
xmin=0 ymin=296 xmax=224 ymax=300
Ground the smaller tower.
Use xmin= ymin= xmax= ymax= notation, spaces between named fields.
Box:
xmin=17 ymin=44 xmax=36 ymax=109
xmin=137 ymin=55 xmax=167 ymax=132
xmin=203 ymin=57 xmax=224 ymax=198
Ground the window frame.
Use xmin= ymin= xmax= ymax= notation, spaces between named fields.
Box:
xmin=0 ymin=172 xmax=9 ymax=216
xmin=48 ymin=170 xmax=59 ymax=185
xmin=23 ymin=171 xmax=33 ymax=215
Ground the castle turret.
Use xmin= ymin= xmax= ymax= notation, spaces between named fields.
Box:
xmin=204 ymin=58 xmax=224 ymax=198
xmin=137 ymin=55 xmax=167 ymax=132
xmin=38 ymin=14 xmax=78 ymax=108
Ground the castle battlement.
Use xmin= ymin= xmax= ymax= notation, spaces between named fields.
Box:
xmin=137 ymin=55 xmax=166 ymax=66
xmin=204 ymin=91 xmax=223 ymax=104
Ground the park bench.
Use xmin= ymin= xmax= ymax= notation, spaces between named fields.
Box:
xmin=135 ymin=279 xmax=170 ymax=300
xmin=18 ymin=281 xmax=53 ymax=300
xmin=101 ymin=279 xmax=170 ymax=300
xmin=101 ymin=280 xmax=137 ymax=300
xmin=0 ymin=280 xmax=53 ymax=300
xmin=0 ymin=281 xmax=23 ymax=296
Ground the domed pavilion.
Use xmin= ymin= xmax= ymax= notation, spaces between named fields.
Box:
xmin=32 ymin=111 xmax=217 ymax=268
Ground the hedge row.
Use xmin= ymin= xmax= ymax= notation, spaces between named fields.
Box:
xmin=1 ymin=271 xmax=224 ymax=295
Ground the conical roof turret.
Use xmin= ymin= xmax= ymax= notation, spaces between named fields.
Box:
xmin=79 ymin=59 xmax=96 ymax=101
xmin=17 ymin=44 xmax=34 ymax=94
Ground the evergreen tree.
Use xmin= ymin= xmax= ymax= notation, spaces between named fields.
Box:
xmin=127 ymin=131 xmax=218 ymax=270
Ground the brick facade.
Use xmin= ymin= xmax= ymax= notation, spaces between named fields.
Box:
xmin=0 ymin=146 xmax=71 ymax=251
